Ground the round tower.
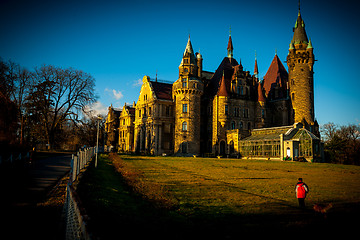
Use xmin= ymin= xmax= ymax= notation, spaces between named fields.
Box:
xmin=173 ymin=36 xmax=203 ymax=156
xmin=287 ymin=9 xmax=315 ymax=126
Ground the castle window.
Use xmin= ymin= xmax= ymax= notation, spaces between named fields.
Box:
xmin=149 ymin=107 xmax=151 ymax=116
xmin=239 ymin=121 xmax=243 ymax=129
xmin=182 ymin=122 xmax=188 ymax=131
xmin=225 ymin=105 xmax=229 ymax=115
xmin=292 ymin=93 xmax=295 ymax=101
xmin=166 ymin=106 xmax=170 ymax=116
xmin=243 ymin=108 xmax=249 ymax=118
xmin=231 ymin=121 xmax=236 ymax=130
xmin=182 ymin=78 xmax=187 ymax=88
xmin=184 ymin=68 xmax=188 ymax=72
xmin=182 ymin=104 xmax=188 ymax=113
xmin=184 ymin=59 xmax=189 ymax=64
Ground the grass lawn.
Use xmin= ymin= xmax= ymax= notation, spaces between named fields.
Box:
xmin=78 ymin=154 xmax=360 ymax=238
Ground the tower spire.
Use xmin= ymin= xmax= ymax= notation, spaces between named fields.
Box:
xmin=254 ymin=51 xmax=259 ymax=79
xmin=227 ymin=28 xmax=233 ymax=58
xmin=292 ymin=0 xmax=308 ymax=45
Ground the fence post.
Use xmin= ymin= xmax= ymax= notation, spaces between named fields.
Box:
xmin=70 ymin=155 xmax=74 ymax=184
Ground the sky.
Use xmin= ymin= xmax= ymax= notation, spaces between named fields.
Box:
xmin=1 ymin=0 xmax=359 ymax=126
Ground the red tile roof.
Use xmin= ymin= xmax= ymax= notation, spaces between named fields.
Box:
xmin=257 ymin=82 xmax=265 ymax=102
xmin=227 ymin=35 xmax=233 ymax=50
xmin=263 ymin=54 xmax=288 ymax=97
xmin=217 ymin=73 xmax=229 ymax=97
xmin=254 ymin=58 xmax=258 ymax=75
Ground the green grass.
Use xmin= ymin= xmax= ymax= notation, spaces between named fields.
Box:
xmin=78 ymin=154 xmax=360 ymax=238
xmin=121 ymin=155 xmax=360 ymax=215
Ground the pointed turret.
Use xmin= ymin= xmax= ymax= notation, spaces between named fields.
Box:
xmin=217 ymin=72 xmax=229 ymax=97
xmin=181 ymin=35 xmax=197 ymax=65
xmin=306 ymin=38 xmax=313 ymax=49
xmin=227 ymin=34 xmax=233 ymax=58
xmin=184 ymin=35 xmax=194 ymax=53
xmin=254 ymin=53 xmax=259 ymax=79
xmin=287 ymin=2 xmax=316 ymax=128
xmin=179 ymin=35 xmax=198 ymax=77
xmin=257 ymin=82 xmax=265 ymax=103
xmin=173 ymin=35 xmax=203 ymax=156
xmin=292 ymin=10 xmax=308 ymax=45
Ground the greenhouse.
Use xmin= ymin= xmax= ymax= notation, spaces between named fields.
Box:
xmin=238 ymin=123 xmax=323 ymax=162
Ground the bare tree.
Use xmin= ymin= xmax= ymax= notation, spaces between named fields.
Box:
xmin=27 ymin=65 xmax=97 ymax=149
xmin=320 ymin=122 xmax=338 ymax=143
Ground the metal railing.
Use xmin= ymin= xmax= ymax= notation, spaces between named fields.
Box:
xmin=64 ymin=147 xmax=97 ymax=240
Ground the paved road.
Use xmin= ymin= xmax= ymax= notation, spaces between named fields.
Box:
xmin=0 ymin=152 xmax=72 ymax=240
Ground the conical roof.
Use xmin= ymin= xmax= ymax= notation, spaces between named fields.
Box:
xmin=292 ymin=12 xmax=308 ymax=44
xmin=227 ymin=35 xmax=233 ymax=51
xmin=180 ymin=36 xmax=197 ymax=65
xmin=257 ymin=82 xmax=265 ymax=102
xmin=227 ymin=35 xmax=234 ymax=58
xmin=184 ymin=35 xmax=194 ymax=55
xmin=217 ymin=72 xmax=229 ymax=97
xmin=263 ymin=54 xmax=288 ymax=97
xmin=254 ymin=58 xmax=259 ymax=75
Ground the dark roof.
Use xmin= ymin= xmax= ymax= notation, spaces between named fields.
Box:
xmin=150 ymin=81 xmax=173 ymax=100
xmin=123 ymin=105 xmax=135 ymax=115
xmin=263 ymin=54 xmax=288 ymax=97
xmin=206 ymin=57 xmax=239 ymax=97
xmin=292 ymin=13 xmax=308 ymax=44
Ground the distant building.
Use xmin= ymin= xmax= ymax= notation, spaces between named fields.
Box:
xmin=105 ymin=6 xmax=323 ymax=161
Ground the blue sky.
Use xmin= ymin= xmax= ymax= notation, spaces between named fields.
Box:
xmin=1 ymin=0 xmax=359 ymax=126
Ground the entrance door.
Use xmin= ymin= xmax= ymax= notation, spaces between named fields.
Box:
xmin=286 ymin=148 xmax=291 ymax=157
xmin=294 ymin=148 xmax=299 ymax=157
xmin=220 ymin=141 xmax=226 ymax=156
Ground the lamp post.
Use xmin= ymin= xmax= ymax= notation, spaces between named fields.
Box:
xmin=95 ymin=116 xmax=102 ymax=168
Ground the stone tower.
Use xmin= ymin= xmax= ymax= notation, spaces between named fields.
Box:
xmin=173 ymin=36 xmax=204 ymax=155
xmin=287 ymin=7 xmax=315 ymax=127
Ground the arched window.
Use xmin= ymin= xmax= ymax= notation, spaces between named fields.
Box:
xmin=182 ymin=122 xmax=188 ymax=131
xmin=231 ymin=121 xmax=236 ymax=130
xmin=239 ymin=121 xmax=243 ymax=129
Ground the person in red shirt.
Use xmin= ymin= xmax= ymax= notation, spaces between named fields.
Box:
xmin=295 ymin=178 xmax=309 ymax=208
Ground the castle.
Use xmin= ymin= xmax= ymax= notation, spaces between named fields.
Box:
xmin=105 ymin=7 xmax=323 ymax=161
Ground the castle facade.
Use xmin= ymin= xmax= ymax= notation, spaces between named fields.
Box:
xmin=105 ymin=7 xmax=323 ymax=161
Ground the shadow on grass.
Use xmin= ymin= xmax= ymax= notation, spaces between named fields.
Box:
xmin=76 ymin=154 xmax=359 ymax=239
